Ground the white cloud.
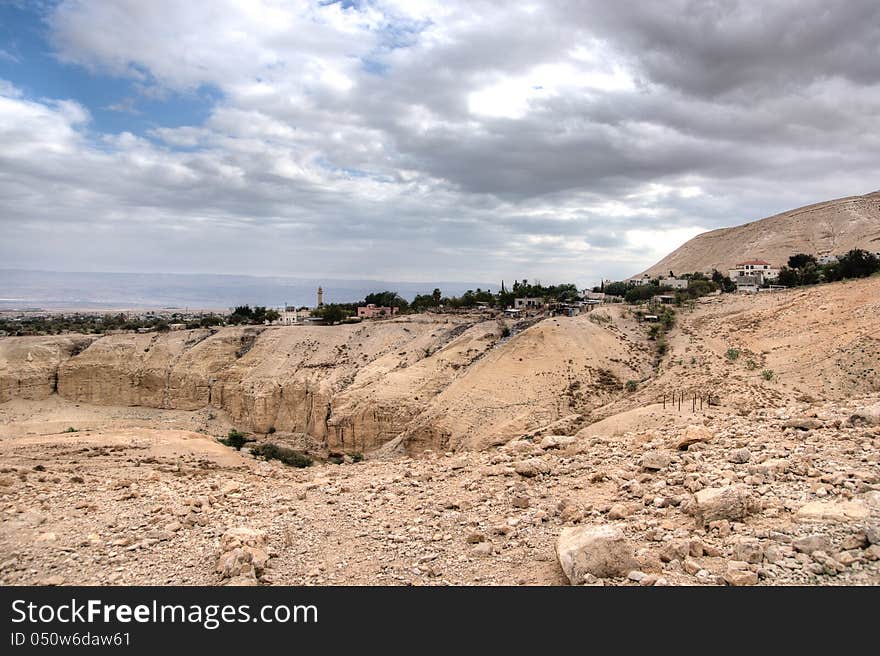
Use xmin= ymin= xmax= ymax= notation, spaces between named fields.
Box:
xmin=1 ymin=1 xmax=879 ymax=288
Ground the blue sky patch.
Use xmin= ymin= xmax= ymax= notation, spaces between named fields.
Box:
xmin=0 ymin=1 xmax=220 ymax=140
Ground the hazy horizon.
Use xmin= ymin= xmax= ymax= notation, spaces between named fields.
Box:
xmin=0 ymin=268 xmax=500 ymax=310
xmin=3 ymin=2 xmax=880 ymax=287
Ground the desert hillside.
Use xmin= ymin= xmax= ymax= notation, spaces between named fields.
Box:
xmin=639 ymin=190 xmax=880 ymax=277
xmin=0 ymin=311 xmax=654 ymax=454
xmin=2 ymin=278 xmax=879 ymax=587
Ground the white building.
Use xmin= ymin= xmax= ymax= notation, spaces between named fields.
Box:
xmin=728 ymin=260 xmax=779 ymax=285
xmin=514 ymin=297 xmax=544 ymax=309
xmin=660 ymin=277 xmax=689 ymax=290
xmin=626 ymin=274 xmax=652 ymax=286
xmin=817 ymin=254 xmax=838 ymax=265
xmin=279 ymin=305 xmax=298 ymax=325
xmin=581 ymin=290 xmax=606 ymax=301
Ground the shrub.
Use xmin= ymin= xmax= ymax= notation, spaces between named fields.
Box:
xmin=267 ymin=426 xmax=276 ymax=434
xmin=726 ymin=347 xmax=741 ymax=361
xmin=500 ymin=326 xmax=511 ymax=338
xmin=250 ymin=442 xmax=312 ymax=468
xmin=64 ymin=426 xmax=78 ymax=433
xmin=656 ymin=336 xmax=668 ymax=356
xmin=761 ymin=369 xmax=775 ymax=381
xmin=219 ymin=429 xmax=248 ymax=450
xmin=350 ymin=452 xmax=364 ymax=463
xmin=625 ymin=380 xmax=638 ymax=393
xmin=746 ymin=359 xmax=758 ymax=370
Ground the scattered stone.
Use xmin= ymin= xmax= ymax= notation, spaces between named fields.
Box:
xmin=556 ymin=525 xmax=637 ymax=583
xmin=848 ymin=405 xmax=880 ymax=426
xmin=729 ymin=448 xmax=751 ymax=464
xmin=675 ymin=425 xmax=714 ymax=450
xmin=732 ymin=537 xmax=764 ymax=564
xmin=511 ymin=495 xmax=530 ymax=509
xmin=784 ymin=418 xmax=823 ymax=431
xmin=683 ymin=557 xmax=702 ymax=575
xmin=606 ymin=503 xmax=631 ymax=520
xmin=216 ymin=527 xmax=270 ymax=581
xmin=514 ymin=458 xmax=550 ymax=478
xmin=539 ymin=435 xmax=576 ymax=450
xmin=793 ymin=535 xmax=831 ymax=554
xmin=639 ymin=450 xmax=672 ymax=471
xmin=690 ymin=485 xmax=760 ymax=525
xmin=795 ymin=501 xmax=870 ymax=523
xmin=723 ymin=561 xmax=758 ymax=586
xmin=472 ymin=542 xmax=494 ymax=556
xmin=40 ymin=575 xmax=65 ymax=586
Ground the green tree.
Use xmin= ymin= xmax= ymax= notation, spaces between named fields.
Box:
xmin=837 ymin=249 xmax=879 ymax=279
xmin=432 ymin=288 xmax=442 ymax=306
xmin=777 ymin=266 xmax=799 ymax=287
xmin=788 ymin=253 xmax=817 ymax=270
xmin=602 ymin=281 xmax=629 ymax=297
xmin=364 ymin=291 xmax=409 ymax=310
xmin=314 ymin=304 xmax=348 ymax=324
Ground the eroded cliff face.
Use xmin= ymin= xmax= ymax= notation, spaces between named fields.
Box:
xmin=0 ymin=335 xmax=96 ymax=403
xmin=0 ymin=311 xmax=656 ymax=452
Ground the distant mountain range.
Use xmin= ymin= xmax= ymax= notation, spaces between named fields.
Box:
xmin=639 ymin=190 xmax=880 ymax=277
xmin=0 ymin=270 xmax=496 ymax=310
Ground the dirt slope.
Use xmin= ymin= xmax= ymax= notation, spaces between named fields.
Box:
xmin=0 ymin=312 xmax=651 ymax=453
xmin=639 ymin=190 xmax=880 ymax=276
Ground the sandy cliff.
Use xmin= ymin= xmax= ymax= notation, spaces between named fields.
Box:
xmin=2 ymin=313 xmax=652 ymax=452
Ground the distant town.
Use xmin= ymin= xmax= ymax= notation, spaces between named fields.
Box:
xmin=1 ymin=248 xmax=878 ymax=337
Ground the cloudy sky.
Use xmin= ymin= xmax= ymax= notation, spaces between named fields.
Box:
xmin=1 ymin=1 xmax=879 ymax=287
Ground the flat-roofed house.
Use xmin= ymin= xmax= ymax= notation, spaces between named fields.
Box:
xmin=514 ymin=297 xmax=544 ymax=309
xmin=728 ymin=260 xmax=779 ymax=286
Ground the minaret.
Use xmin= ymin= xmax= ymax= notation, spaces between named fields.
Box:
xmin=317 ymin=286 xmax=324 ymax=307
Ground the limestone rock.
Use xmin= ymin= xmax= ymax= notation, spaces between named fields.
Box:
xmin=216 ymin=527 xmax=270 ymax=580
xmin=539 ymin=435 xmax=576 ymax=450
xmin=848 ymin=404 xmax=880 ymax=426
xmin=640 ymin=450 xmax=672 ymax=471
xmin=675 ymin=425 xmax=714 ymax=450
xmin=606 ymin=504 xmax=631 ymax=520
xmin=732 ymin=537 xmax=764 ymax=564
xmin=795 ymin=501 xmax=869 ymax=523
xmin=793 ymin=535 xmax=831 ymax=554
xmin=723 ymin=562 xmax=758 ymax=586
xmin=784 ymin=418 xmax=823 ymax=431
xmin=556 ymin=525 xmax=637 ymax=583
xmin=729 ymin=448 xmax=751 ymax=464
xmin=514 ymin=458 xmax=550 ymax=478
xmin=690 ymin=485 xmax=760 ymax=525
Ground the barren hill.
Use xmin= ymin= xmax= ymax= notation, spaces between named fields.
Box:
xmin=2 ymin=279 xmax=880 ymax=586
xmin=639 ymin=190 xmax=880 ymax=277
xmin=0 ymin=311 xmax=652 ymax=454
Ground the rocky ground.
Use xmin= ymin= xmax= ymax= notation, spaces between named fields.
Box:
xmin=2 ymin=277 xmax=880 ymax=586
xmin=1 ymin=396 xmax=878 ymax=586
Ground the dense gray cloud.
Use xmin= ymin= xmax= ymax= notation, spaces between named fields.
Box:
xmin=2 ymin=1 xmax=879 ymax=287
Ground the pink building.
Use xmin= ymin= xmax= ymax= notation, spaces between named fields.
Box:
xmin=357 ymin=304 xmax=399 ymax=319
